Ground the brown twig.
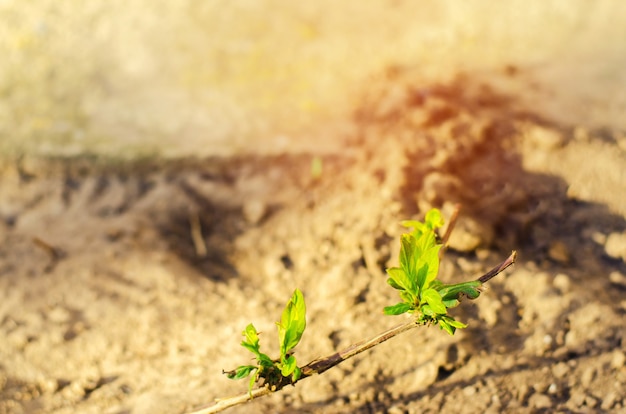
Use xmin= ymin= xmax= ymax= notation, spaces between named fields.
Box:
xmin=189 ymin=211 xmax=208 ymax=257
xmin=477 ymin=250 xmax=517 ymax=284
xmin=300 ymin=320 xmax=417 ymax=377
xmin=187 ymin=321 xmax=418 ymax=414
xmin=189 ymin=387 xmax=273 ymax=414
xmin=439 ymin=203 xmax=460 ymax=259
xmin=32 ymin=237 xmax=63 ymax=260
xmin=188 ymin=250 xmax=517 ymax=414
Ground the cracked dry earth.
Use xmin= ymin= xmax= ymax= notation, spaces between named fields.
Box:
xmin=1 ymin=72 xmax=626 ymax=413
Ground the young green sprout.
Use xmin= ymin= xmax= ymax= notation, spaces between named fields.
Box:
xmin=383 ymin=208 xmax=483 ymax=334
xmin=204 ymin=209 xmax=516 ymax=414
xmin=223 ymin=289 xmax=306 ymax=393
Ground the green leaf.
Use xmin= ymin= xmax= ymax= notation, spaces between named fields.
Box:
xmin=438 ymin=318 xmax=455 ymax=335
xmin=241 ymin=324 xmax=272 ymax=362
xmin=414 ymin=230 xmax=435 ymax=254
xmin=257 ymin=353 xmax=275 ymax=367
xmin=420 ymin=245 xmax=442 ymax=288
xmin=386 ymin=277 xmax=403 ymax=291
xmin=399 ymin=234 xmax=417 ymax=276
xmin=225 ymin=365 xmax=257 ymax=380
xmin=248 ymin=372 xmax=258 ymax=394
xmin=386 ymin=267 xmax=413 ymax=293
xmin=425 ymin=208 xmax=444 ymax=230
xmin=437 ymin=281 xmax=482 ymax=302
xmin=277 ymin=289 xmax=307 ymax=359
xmin=280 ymin=354 xmax=297 ymax=377
xmin=422 ymin=288 xmax=447 ymax=315
xmin=421 ymin=304 xmax=435 ymax=316
xmin=415 ymin=263 xmax=429 ymax=293
xmin=442 ymin=298 xmax=461 ymax=308
xmin=242 ymin=323 xmax=260 ymax=350
xmin=401 ymin=220 xmax=428 ymax=233
xmin=383 ymin=302 xmax=413 ymax=315
xmin=292 ymin=366 xmax=302 ymax=382
xmin=438 ymin=315 xmax=467 ymax=335
xmin=399 ymin=290 xmax=416 ymax=304
xmin=446 ymin=318 xmax=467 ymax=329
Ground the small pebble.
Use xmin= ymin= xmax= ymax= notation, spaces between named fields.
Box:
xmin=548 ymin=241 xmax=570 ymax=263
xmin=609 ymin=271 xmax=626 ymax=288
xmin=547 ymin=383 xmax=558 ymax=394
xmin=528 ymin=392 xmax=552 ymax=409
xmin=584 ymin=394 xmax=599 ymax=408
xmin=568 ymin=390 xmax=587 ymax=408
xmin=574 ymin=126 xmax=590 ymax=142
xmin=590 ymin=231 xmax=607 ymax=245
xmin=600 ymin=391 xmax=618 ymax=410
xmin=580 ymin=367 xmax=596 ymax=388
xmin=387 ymin=406 xmax=404 ymax=414
xmin=463 ymin=385 xmax=477 ymax=396
xmin=515 ymin=384 xmax=530 ymax=401
xmin=243 ymin=199 xmax=266 ymax=225
xmin=523 ymin=124 xmax=566 ymax=150
xmin=552 ymin=273 xmax=571 ymax=292
xmin=552 ymin=362 xmax=569 ymax=379
xmin=611 ymin=350 xmax=626 ymax=370
xmin=605 ymin=232 xmax=626 ymax=260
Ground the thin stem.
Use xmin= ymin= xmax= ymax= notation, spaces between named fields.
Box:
xmin=188 ymin=321 xmax=418 ymax=414
xmin=477 ymin=251 xmax=517 ymax=284
xmin=439 ymin=204 xmax=460 ymax=259
xmin=188 ymin=387 xmax=272 ymax=414
xmin=300 ymin=320 xmax=417 ymax=376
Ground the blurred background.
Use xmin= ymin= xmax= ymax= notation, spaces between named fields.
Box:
xmin=1 ymin=0 xmax=625 ymax=159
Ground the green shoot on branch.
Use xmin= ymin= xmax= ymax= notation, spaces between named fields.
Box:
xmin=201 ymin=208 xmax=517 ymax=414
xmin=223 ymin=289 xmax=306 ymax=393
xmin=383 ymin=208 xmax=483 ymax=334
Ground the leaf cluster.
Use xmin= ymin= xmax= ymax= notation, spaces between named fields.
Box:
xmin=225 ymin=208 xmax=490 ymax=396
xmin=224 ymin=289 xmax=306 ymax=393
xmin=383 ymin=209 xmax=482 ymax=335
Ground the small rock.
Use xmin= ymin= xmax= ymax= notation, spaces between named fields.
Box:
xmin=573 ymin=126 xmax=590 ymax=142
xmin=514 ymin=383 xmax=530 ymax=402
xmin=590 ymin=231 xmax=607 ymax=245
xmin=528 ymin=392 xmax=552 ymax=409
xmin=61 ymin=380 xmax=86 ymax=401
xmin=463 ymin=385 xmax=477 ymax=396
xmin=552 ymin=273 xmax=571 ymax=293
xmin=475 ymin=248 xmax=491 ymax=261
xmin=413 ymin=361 xmax=438 ymax=388
xmin=580 ymin=367 xmax=596 ymax=388
xmin=551 ymin=362 xmax=569 ymax=379
xmin=38 ymin=378 xmax=59 ymax=394
xmin=242 ymin=199 xmax=266 ymax=225
xmin=547 ymin=383 xmax=558 ymax=394
xmin=447 ymin=217 xmax=493 ymax=252
xmin=584 ymin=394 xmax=599 ymax=408
xmin=611 ymin=350 xmax=626 ymax=370
xmin=47 ymin=306 xmax=71 ymax=323
xmin=568 ymin=390 xmax=587 ymax=408
xmin=609 ymin=271 xmax=626 ymax=288
xmin=523 ymin=124 xmax=566 ymax=150
xmin=548 ymin=241 xmax=570 ymax=263
xmin=605 ymin=232 xmax=626 ymax=260
xmin=387 ymin=406 xmax=404 ymax=414
xmin=600 ymin=391 xmax=618 ymax=410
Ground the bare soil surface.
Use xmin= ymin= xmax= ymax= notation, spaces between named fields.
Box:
xmin=1 ymin=70 xmax=626 ymax=414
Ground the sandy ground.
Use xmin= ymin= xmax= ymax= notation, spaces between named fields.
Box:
xmin=1 ymin=2 xmax=626 ymax=414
